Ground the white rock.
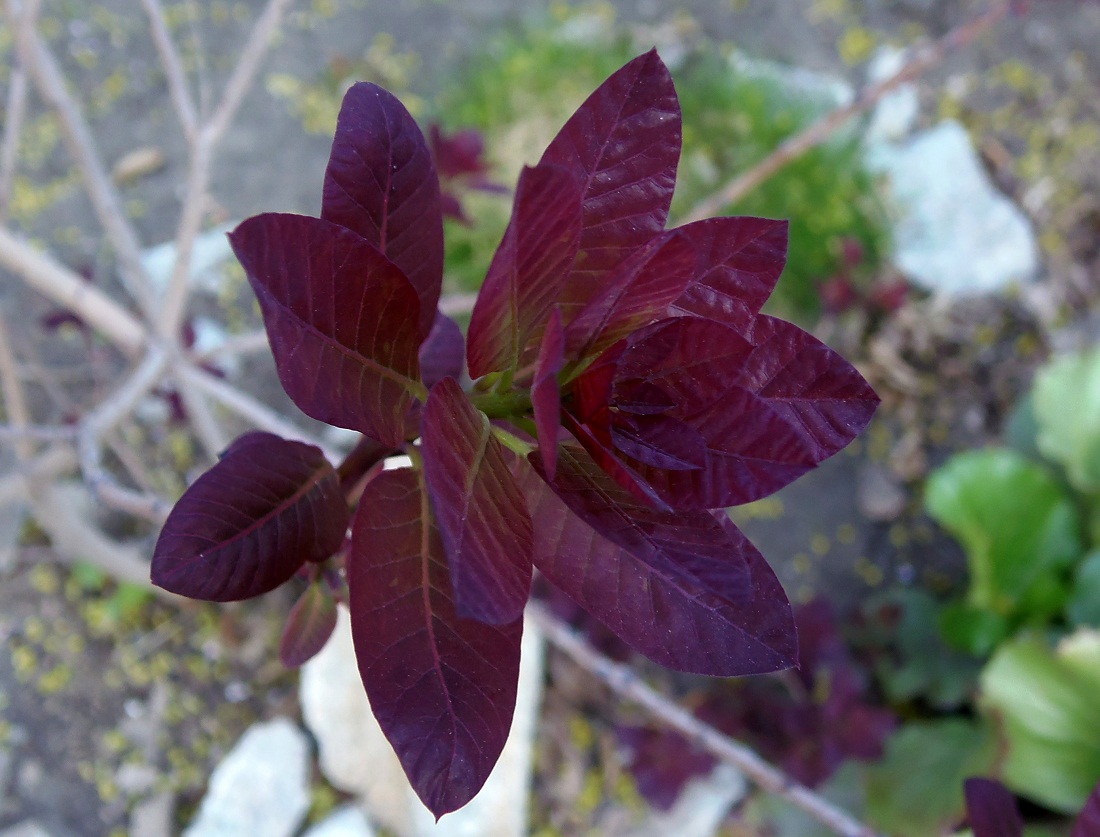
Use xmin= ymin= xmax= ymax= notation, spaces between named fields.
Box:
xmin=301 ymin=805 xmax=376 ymax=837
xmin=869 ymin=120 xmax=1040 ymax=295
xmin=301 ymin=606 xmax=546 ymax=837
xmin=864 ymin=47 xmax=920 ymax=143
xmin=141 ymin=222 xmax=237 ymax=296
xmin=183 ymin=717 xmax=310 ymax=837
xmin=630 ymin=764 xmax=747 ymax=837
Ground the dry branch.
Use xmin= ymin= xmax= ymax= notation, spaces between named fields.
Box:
xmin=531 ymin=604 xmax=885 ymax=837
xmin=681 ymin=1 xmax=1012 ymax=223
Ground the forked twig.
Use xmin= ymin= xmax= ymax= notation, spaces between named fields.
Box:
xmin=0 ymin=62 xmax=29 ymax=224
xmin=681 ymin=0 xmax=1012 ymax=223
xmin=139 ymin=0 xmax=199 ymax=140
xmin=530 ymin=604 xmax=885 ymax=837
xmin=157 ymin=0 xmax=297 ymax=340
xmin=3 ymin=0 xmax=156 ymax=316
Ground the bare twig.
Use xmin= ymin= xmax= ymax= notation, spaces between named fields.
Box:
xmin=2 ymin=0 xmax=156 ymax=316
xmin=0 ymin=224 xmax=148 ymax=355
xmin=157 ymin=0 xmax=296 ymax=340
xmin=681 ymin=0 xmax=1012 ymax=223
xmin=0 ymin=307 xmax=33 ymax=461
xmin=78 ymin=347 xmax=172 ymax=522
xmin=173 ymin=360 xmax=337 ymax=460
xmin=530 ymin=604 xmax=885 ymax=837
xmin=173 ymin=378 xmax=230 ymax=459
xmin=0 ymin=61 xmax=29 ymax=224
xmin=0 ymin=446 xmax=76 ymax=507
xmin=139 ymin=0 xmax=198 ymax=141
xmin=190 ymin=328 xmax=270 ymax=363
xmin=0 ymin=423 xmax=77 ymax=443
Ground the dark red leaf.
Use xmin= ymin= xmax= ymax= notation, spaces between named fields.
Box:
xmin=429 ymin=124 xmax=490 ymax=179
xmin=1073 ymin=781 xmax=1100 ymax=837
xmin=964 ymin=778 xmax=1024 ymax=837
xmin=229 ymin=213 xmax=422 ymax=448
xmin=152 ymin=432 xmax=349 ymax=601
xmin=280 ymin=582 xmax=338 ymax=667
xmin=560 ymin=411 xmax=671 ymax=511
xmin=600 ymin=317 xmax=817 ymax=508
xmin=728 ymin=315 xmax=880 ymax=462
xmin=669 ymin=218 xmax=789 ymax=331
xmin=610 ymin=413 xmax=706 ymax=471
xmin=322 ymin=82 xmax=443 ymax=336
xmin=419 ymin=311 xmax=465 ymax=389
xmin=347 ymin=468 xmax=523 ymax=817
xmin=539 ymin=49 xmax=681 ymax=316
xmin=563 ymin=230 xmax=696 ymax=360
xmin=617 ymin=725 xmax=717 ymax=810
xmin=533 ymin=307 xmax=565 ymax=480
xmin=421 ymin=378 xmax=533 ymax=624
xmin=466 ymin=164 xmax=583 ymax=377
xmin=518 ymin=446 xmax=796 ymax=675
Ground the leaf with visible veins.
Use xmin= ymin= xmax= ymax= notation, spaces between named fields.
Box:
xmin=152 ymin=432 xmax=349 ymax=601
xmin=421 ymin=378 xmax=533 ymax=624
xmin=229 ymin=214 xmax=422 ymax=448
xmin=322 ymin=82 xmax=444 ymax=336
xmin=348 ymin=468 xmax=523 ymax=817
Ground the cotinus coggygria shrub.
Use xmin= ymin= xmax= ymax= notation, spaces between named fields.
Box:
xmin=151 ymin=50 xmax=879 ymax=817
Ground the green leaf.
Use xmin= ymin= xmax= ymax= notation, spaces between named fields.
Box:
xmin=980 ymin=631 xmax=1100 ymax=813
xmin=864 ymin=719 xmax=998 ymax=837
xmin=938 ymin=601 xmax=1009 ymax=657
xmin=925 ymin=448 xmax=1081 ymax=620
xmin=1068 ymin=550 xmax=1100 ymax=628
xmin=1033 ymin=347 xmax=1100 ymax=494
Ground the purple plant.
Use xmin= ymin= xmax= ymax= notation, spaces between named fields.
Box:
xmin=151 ymin=50 xmax=878 ymax=817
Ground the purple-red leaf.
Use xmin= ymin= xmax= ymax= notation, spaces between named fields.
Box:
xmin=533 ymin=307 xmax=565 ymax=480
xmin=563 ymin=230 xmax=696 ymax=360
xmin=322 ymin=82 xmax=444 ymax=336
xmin=518 ymin=445 xmax=795 ymax=675
xmin=610 ymin=413 xmax=706 ymax=471
xmin=466 ymin=164 xmax=583 ymax=377
xmin=348 ymin=468 xmax=523 ymax=817
xmin=280 ymin=582 xmax=338 ymax=667
xmin=421 ymin=378 xmax=533 ymax=624
xmin=1074 ymin=781 xmax=1100 ymax=837
xmin=419 ymin=312 xmax=465 ymax=389
xmin=670 ymin=217 xmax=789 ymax=331
xmin=729 ymin=315 xmax=880 ymax=462
xmin=964 ymin=778 xmax=1024 ymax=837
xmin=229 ymin=213 xmax=422 ymax=448
xmin=539 ymin=49 xmax=681 ymax=315
xmin=152 ymin=432 xmax=349 ymax=601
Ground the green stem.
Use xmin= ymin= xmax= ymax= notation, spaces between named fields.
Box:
xmin=469 ymin=389 xmax=532 ymax=420
xmin=492 ymin=425 xmax=534 ymax=458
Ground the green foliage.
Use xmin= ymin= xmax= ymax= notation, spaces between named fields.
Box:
xmin=1068 ymin=551 xmax=1100 ymax=628
xmin=431 ymin=5 xmax=888 ymax=316
xmin=980 ymin=631 xmax=1100 ymax=813
xmin=925 ymin=448 xmax=1082 ymax=651
xmin=863 ymin=719 xmax=998 ymax=836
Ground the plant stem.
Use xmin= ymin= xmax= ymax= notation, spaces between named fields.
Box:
xmin=470 ymin=389 xmax=532 ymax=419
xmin=682 ymin=0 xmax=1012 ymax=222
xmin=530 ymin=603 xmax=886 ymax=837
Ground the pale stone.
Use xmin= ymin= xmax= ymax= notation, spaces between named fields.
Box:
xmin=301 ymin=805 xmax=376 ymax=837
xmin=301 ymin=606 xmax=546 ymax=837
xmin=630 ymin=764 xmax=747 ymax=837
xmin=869 ymin=120 xmax=1040 ymax=295
xmin=183 ymin=718 xmax=310 ymax=837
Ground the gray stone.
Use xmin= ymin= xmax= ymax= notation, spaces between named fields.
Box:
xmin=140 ymin=222 xmax=237 ymax=296
xmin=864 ymin=47 xmax=919 ymax=144
xmin=129 ymin=792 xmax=175 ymax=837
xmin=301 ymin=805 xmax=376 ymax=837
xmin=183 ymin=718 xmax=310 ymax=837
xmin=869 ymin=120 xmax=1040 ymax=295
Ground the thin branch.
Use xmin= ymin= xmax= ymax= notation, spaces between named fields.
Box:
xmin=139 ymin=0 xmax=198 ymax=141
xmin=0 ymin=423 xmax=77 ymax=443
xmin=0 ymin=446 xmax=76 ymax=507
xmin=173 ymin=376 xmax=230 ymax=459
xmin=0 ymin=224 xmax=148 ymax=355
xmin=173 ymin=359 xmax=337 ymax=460
xmin=2 ymin=0 xmax=156 ymax=316
xmin=681 ymin=0 xmax=1012 ymax=223
xmin=0 ymin=306 xmax=33 ymax=461
xmin=0 ymin=60 xmax=29 ymax=224
xmin=204 ymin=0 xmax=296 ymax=143
xmin=529 ymin=604 xmax=885 ymax=837
xmin=157 ymin=0 xmax=296 ymax=340
xmin=78 ymin=346 xmax=173 ymax=522
xmin=189 ymin=328 xmax=270 ymax=363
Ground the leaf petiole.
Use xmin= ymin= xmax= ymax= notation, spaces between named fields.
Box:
xmin=491 ymin=425 xmax=535 ymax=458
